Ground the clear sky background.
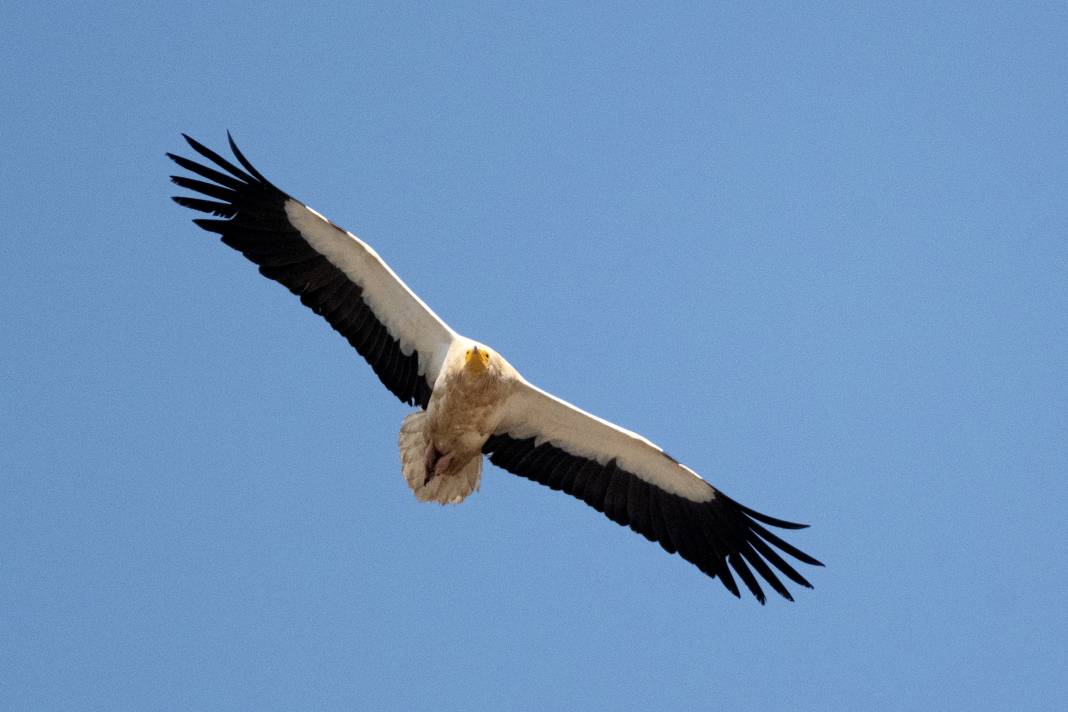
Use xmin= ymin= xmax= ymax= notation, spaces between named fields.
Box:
xmin=2 ymin=2 xmax=1066 ymax=710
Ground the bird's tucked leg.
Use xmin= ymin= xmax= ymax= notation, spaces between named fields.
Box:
xmin=424 ymin=445 xmax=450 ymax=485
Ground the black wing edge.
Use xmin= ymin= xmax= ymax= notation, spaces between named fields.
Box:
xmin=168 ymin=133 xmax=433 ymax=408
xmin=483 ymin=433 xmax=824 ymax=603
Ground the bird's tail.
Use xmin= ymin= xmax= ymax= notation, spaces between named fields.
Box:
xmin=398 ymin=412 xmax=481 ymax=505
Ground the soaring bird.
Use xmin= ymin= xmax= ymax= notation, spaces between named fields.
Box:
xmin=168 ymin=134 xmax=823 ymax=603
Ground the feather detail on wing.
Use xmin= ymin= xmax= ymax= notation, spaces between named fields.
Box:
xmin=168 ymin=134 xmax=457 ymax=407
xmin=483 ymin=380 xmax=823 ymax=603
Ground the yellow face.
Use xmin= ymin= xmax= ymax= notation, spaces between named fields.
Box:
xmin=464 ymin=345 xmax=492 ymax=373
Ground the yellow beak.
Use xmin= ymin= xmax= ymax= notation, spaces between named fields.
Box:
xmin=465 ymin=346 xmax=488 ymax=372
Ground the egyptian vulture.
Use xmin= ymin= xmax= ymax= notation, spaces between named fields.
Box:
xmin=168 ymin=134 xmax=822 ymax=603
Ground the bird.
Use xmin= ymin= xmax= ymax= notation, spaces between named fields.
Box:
xmin=168 ymin=133 xmax=823 ymax=603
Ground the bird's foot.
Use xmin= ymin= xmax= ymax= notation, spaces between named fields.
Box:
xmin=424 ymin=446 xmax=453 ymax=486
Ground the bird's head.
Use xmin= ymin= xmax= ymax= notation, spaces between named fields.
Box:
xmin=464 ymin=344 xmax=492 ymax=375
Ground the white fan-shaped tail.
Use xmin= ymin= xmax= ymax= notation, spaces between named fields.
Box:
xmin=399 ymin=412 xmax=481 ymax=504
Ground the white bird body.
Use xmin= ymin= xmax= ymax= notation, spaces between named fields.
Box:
xmin=169 ymin=134 xmax=823 ymax=603
xmin=401 ymin=343 xmax=513 ymax=504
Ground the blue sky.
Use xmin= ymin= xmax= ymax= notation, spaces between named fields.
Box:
xmin=2 ymin=2 xmax=1065 ymax=710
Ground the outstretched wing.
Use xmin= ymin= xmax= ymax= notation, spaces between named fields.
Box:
xmin=169 ymin=134 xmax=458 ymax=408
xmin=483 ymin=380 xmax=823 ymax=603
